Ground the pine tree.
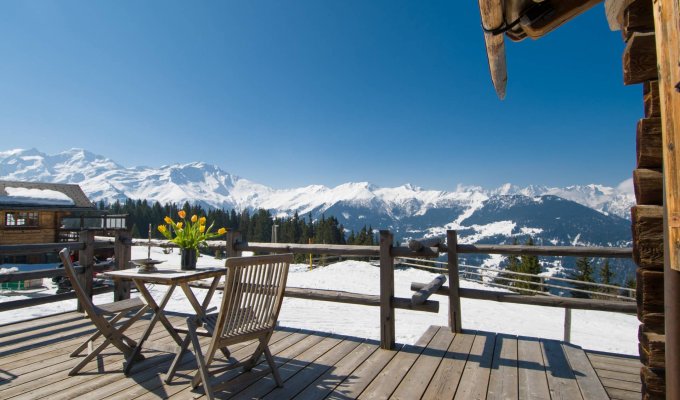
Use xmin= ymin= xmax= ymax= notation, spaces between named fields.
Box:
xmin=570 ymin=257 xmax=595 ymax=298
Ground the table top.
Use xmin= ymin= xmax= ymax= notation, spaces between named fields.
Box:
xmin=100 ymin=266 xmax=226 ymax=284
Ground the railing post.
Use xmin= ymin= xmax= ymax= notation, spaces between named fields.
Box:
xmin=447 ymin=230 xmax=462 ymax=333
xmin=114 ymin=230 xmax=132 ymax=301
xmin=225 ymin=230 xmax=242 ymax=258
xmin=379 ymin=230 xmax=395 ymax=350
xmin=77 ymin=230 xmax=95 ymax=312
xmin=564 ymin=307 xmax=572 ymax=343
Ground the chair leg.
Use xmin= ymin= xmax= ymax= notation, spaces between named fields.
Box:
xmin=69 ymin=339 xmax=111 ymax=375
xmin=264 ymin=346 xmax=283 ymax=387
xmin=188 ymin=320 xmax=214 ymax=399
xmin=165 ymin=334 xmax=191 ymax=384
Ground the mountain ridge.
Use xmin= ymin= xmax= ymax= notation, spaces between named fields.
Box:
xmin=0 ymin=148 xmax=634 ymax=246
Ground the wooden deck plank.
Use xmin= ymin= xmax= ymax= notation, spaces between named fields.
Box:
xmin=594 ymin=368 xmax=641 ymax=383
xmin=224 ymin=334 xmax=346 ymax=400
xmin=585 ymin=351 xmax=640 ymax=366
xmin=487 ymin=333 xmax=518 ymax=400
xmin=517 ymin=336 xmax=550 ymax=400
xmin=291 ymin=340 xmax=379 ymax=400
xmin=324 ymin=344 xmax=404 ymax=400
xmin=134 ymin=328 xmax=314 ymax=400
xmin=0 ymin=315 xmax=635 ymax=400
xmin=11 ymin=323 xmax=181 ymax=400
xmin=561 ymin=343 xmax=610 ymax=400
xmin=588 ymin=360 xmax=641 ymax=375
xmin=157 ymin=329 xmax=331 ymax=400
xmin=261 ymin=337 xmax=364 ymax=400
xmin=0 ymin=313 xmax=164 ymax=377
xmin=453 ymin=331 xmax=496 ymax=400
xmin=421 ymin=330 xmax=475 ymax=400
xmin=0 ymin=317 xmax=179 ymax=399
xmin=599 ymin=377 xmax=643 ymax=392
xmin=540 ymin=339 xmax=582 ymax=400
xmin=604 ymin=386 xmax=644 ymax=400
xmin=94 ymin=329 xmax=298 ymax=400
xmin=391 ymin=326 xmax=455 ymax=400
xmin=357 ymin=325 xmax=439 ymax=400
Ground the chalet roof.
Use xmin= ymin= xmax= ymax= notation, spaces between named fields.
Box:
xmin=0 ymin=180 xmax=94 ymax=209
xmin=478 ymin=0 xmax=602 ymax=99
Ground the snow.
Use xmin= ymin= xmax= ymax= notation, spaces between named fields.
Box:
xmin=1 ymin=187 xmax=74 ymax=205
xmin=0 ymin=246 xmax=638 ymax=355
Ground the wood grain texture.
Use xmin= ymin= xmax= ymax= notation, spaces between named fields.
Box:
xmin=633 ymin=168 xmax=664 ymax=205
xmin=637 ymin=117 xmax=663 ymax=168
xmin=632 ymin=205 xmax=665 ymax=270
xmin=477 ymin=0 xmax=507 ymax=99
xmin=623 ymin=32 xmax=658 ymax=85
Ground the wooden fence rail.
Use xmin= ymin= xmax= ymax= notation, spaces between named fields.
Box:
xmin=2 ymin=229 xmax=637 ymax=349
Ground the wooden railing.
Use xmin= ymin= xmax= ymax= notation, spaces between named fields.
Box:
xmin=1 ymin=229 xmax=637 ymax=349
xmin=0 ymin=231 xmax=133 ymax=313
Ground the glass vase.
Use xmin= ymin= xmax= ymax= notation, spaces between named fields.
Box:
xmin=180 ymin=248 xmax=197 ymax=270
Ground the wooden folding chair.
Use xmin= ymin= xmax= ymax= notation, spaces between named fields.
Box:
xmin=166 ymin=253 xmax=292 ymax=399
xmin=58 ymin=248 xmax=150 ymax=375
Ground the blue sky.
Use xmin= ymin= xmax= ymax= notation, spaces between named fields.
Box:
xmin=0 ymin=1 xmax=640 ymax=190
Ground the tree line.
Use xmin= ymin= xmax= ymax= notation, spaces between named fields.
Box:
xmin=496 ymin=237 xmax=635 ymax=298
xmin=101 ymin=199 xmax=377 ymax=246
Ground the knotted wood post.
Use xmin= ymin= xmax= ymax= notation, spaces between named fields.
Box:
xmin=447 ymin=230 xmax=462 ymax=332
xmin=114 ymin=230 xmax=132 ymax=301
xmin=77 ymin=230 xmax=95 ymax=312
xmin=225 ymin=230 xmax=242 ymax=258
xmin=380 ymin=230 xmax=395 ymax=350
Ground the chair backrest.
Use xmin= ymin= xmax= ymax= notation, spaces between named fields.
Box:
xmin=214 ymin=254 xmax=292 ymax=339
xmin=58 ymin=248 xmax=101 ymax=322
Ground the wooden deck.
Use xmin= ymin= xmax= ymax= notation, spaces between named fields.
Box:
xmin=0 ymin=311 xmax=641 ymax=399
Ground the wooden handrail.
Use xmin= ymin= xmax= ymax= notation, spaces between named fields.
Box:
xmin=410 ymin=282 xmax=637 ymax=313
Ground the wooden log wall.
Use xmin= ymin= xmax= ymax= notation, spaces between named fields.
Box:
xmin=610 ymin=0 xmax=666 ymax=396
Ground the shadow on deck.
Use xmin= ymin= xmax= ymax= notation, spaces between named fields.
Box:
xmin=0 ymin=311 xmax=641 ymax=399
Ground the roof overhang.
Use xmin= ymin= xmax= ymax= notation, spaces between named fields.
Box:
xmin=478 ymin=0 xmax=603 ymax=99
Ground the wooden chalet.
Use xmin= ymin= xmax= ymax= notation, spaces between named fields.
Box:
xmin=0 ymin=180 xmax=126 ymax=264
xmin=477 ymin=0 xmax=680 ymax=398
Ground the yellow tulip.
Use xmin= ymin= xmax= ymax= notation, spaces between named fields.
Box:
xmin=199 ymin=225 xmax=206 ymax=233
xmin=178 ymin=210 xmax=186 ymax=219
xmin=164 ymin=216 xmax=173 ymax=224
xmin=218 ymin=228 xmax=227 ymax=235
xmin=158 ymin=225 xmax=167 ymax=233
xmin=199 ymin=217 xmax=206 ymax=225
xmin=177 ymin=222 xmax=184 ymax=229
xmin=191 ymin=215 xmax=198 ymax=223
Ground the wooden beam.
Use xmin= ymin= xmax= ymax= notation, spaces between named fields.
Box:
xmin=623 ymin=0 xmax=655 ymax=39
xmin=639 ymin=325 xmax=666 ymax=369
xmin=453 ymin=243 xmax=632 ymax=258
xmin=653 ymin=0 xmax=680 ymax=398
xmin=644 ymin=80 xmax=661 ymax=118
xmin=411 ymin=274 xmax=446 ymax=305
xmin=634 ymin=168 xmax=664 ymax=205
xmin=477 ymin=0 xmax=507 ymax=99
xmin=623 ymin=32 xmax=658 ymax=85
xmin=637 ymin=118 xmax=663 ymax=168
xmin=447 ymin=230 xmax=462 ymax=333
xmin=637 ymin=268 xmax=665 ymax=319
xmin=632 ymin=205 xmax=665 ymax=270
xmin=379 ymin=230 xmax=395 ymax=350
xmin=410 ymin=283 xmax=638 ymax=313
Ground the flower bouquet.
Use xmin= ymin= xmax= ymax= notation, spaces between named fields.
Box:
xmin=157 ymin=210 xmax=227 ymax=270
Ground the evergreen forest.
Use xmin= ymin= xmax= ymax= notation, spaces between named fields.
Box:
xmin=100 ymin=199 xmax=377 ymax=246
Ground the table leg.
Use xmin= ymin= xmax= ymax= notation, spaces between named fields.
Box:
xmin=124 ymin=281 xmax=180 ymax=375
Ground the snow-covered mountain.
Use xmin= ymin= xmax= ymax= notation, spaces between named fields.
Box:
xmin=0 ymin=148 xmax=634 ymax=247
